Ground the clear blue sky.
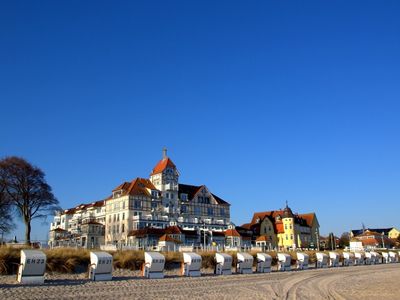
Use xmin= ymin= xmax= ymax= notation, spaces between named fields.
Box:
xmin=1 ymin=1 xmax=399 ymax=242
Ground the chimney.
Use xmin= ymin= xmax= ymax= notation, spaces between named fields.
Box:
xmin=162 ymin=147 xmax=167 ymax=159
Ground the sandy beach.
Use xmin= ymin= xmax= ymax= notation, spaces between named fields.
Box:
xmin=1 ymin=264 xmax=399 ymax=299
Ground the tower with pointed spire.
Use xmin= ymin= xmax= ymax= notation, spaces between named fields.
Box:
xmin=150 ymin=148 xmax=179 ymax=192
xmin=282 ymin=201 xmax=296 ymax=249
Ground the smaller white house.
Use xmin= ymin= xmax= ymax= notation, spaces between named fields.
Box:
xmin=349 ymin=241 xmax=364 ymax=252
xmin=157 ymin=234 xmax=181 ymax=251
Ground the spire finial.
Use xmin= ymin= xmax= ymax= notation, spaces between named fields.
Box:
xmin=162 ymin=147 xmax=167 ymax=159
xmin=285 ymin=200 xmax=288 ymax=208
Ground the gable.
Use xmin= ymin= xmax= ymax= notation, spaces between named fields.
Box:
xmin=150 ymin=157 xmax=177 ymax=175
xmin=178 ymin=183 xmax=229 ymax=205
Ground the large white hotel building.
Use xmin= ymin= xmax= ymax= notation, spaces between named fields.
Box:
xmin=49 ymin=149 xmax=231 ymax=248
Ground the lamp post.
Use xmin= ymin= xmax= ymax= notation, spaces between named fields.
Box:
xmin=203 ymin=221 xmax=206 ymax=250
xmin=316 ymin=229 xmax=320 ymax=251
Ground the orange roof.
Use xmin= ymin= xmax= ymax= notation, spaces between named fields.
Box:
xmin=256 ymin=235 xmax=269 ymax=242
xmin=225 ymin=228 xmax=241 ymax=237
xmin=355 ymin=235 xmax=393 ymax=246
xmin=111 ymin=177 xmax=157 ymax=198
xmin=275 ymin=222 xmax=284 ymax=234
xmin=63 ymin=198 xmax=106 ymax=214
xmin=64 ymin=208 xmax=76 ymax=214
xmin=85 ymin=200 xmax=105 ymax=208
xmin=359 ymin=238 xmax=380 ymax=246
xmin=151 ymin=157 xmax=176 ymax=175
xmin=112 ymin=182 xmax=131 ymax=192
xmin=250 ymin=210 xmax=284 ymax=225
xmin=241 ymin=223 xmax=251 ymax=230
xmin=358 ymin=230 xmax=383 ymax=237
xmin=159 ymin=234 xmax=181 ymax=243
xmin=298 ymin=213 xmax=315 ymax=227
xmin=165 ymin=226 xmax=182 ymax=234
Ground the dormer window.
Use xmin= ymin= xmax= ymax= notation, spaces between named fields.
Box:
xmin=180 ymin=193 xmax=188 ymax=201
xmin=113 ymin=190 xmax=122 ymax=198
xmin=151 ymin=190 xmax=158 ymax=198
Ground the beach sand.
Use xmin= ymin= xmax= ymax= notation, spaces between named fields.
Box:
xmin=1 ymin=263 xmax=399 ymax=299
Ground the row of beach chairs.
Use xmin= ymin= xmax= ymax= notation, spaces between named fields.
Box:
xmin=16 ymin=249 xmax=400 ymax=284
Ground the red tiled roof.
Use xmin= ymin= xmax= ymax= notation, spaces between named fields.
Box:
xmin=355 ymin=235 xmax=393 ymax=246
xmin=126 ymin=178 xmax=155 ymax=196
xmin=85 ymin=200 xmax=105 ymax=208
xmin=250 ymin=210 xmax=314 ymax=234
xmin=159 ymin=234 xmax=182 ymax=243
xmin=63 ymin=198 xmax=106 ymax=214
xmin=256 ymin=235 xmax=269 ymax=242
xmin=241 ymin=223 xmax=251 ymax=230
xmin=112 ymin=182 xmax=130 ymax=192
xmin=64 ymin=208 xmax=76 ymax=214
xmin=165 ymin=226 xmax=182 ymax=234
xmin=128 ymin=227 xmax=165 ymax=237
xmin=250 ymin=211 xmax=284 ymax=225
xmin=275 ymin=222 xmax=284 ymax=234
xmin=127 ymin=226 xmax=185 ymax=238
xmin=225 ymin=228 xmax=241 ymax=237
xmin=151 ymin=157 xmax=176 ymax=175
xmin=357 ymin=230 xmax=383 ymax=237
xmin=298 ymin=213 xmax=315 ymax=227
xmin=111 ymin=177 xmax=157 ymax=198
xmin=359 ymin=238 xmax=380 ymax=246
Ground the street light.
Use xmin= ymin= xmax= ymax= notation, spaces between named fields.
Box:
xmin=203 ymin=221 xmax=206 ymax=250
xmin=316 ymin=229 xmax=320 ymax=251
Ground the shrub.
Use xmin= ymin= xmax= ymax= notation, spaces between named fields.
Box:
xmin=0 ymin=246 xmax=20 ymax=275
xmin=113 ymin=250 xmax=144 ymax=270
xmin=46 ymin=248 xmax=90 ymax=273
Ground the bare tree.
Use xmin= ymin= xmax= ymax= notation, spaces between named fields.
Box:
xmin=338 ymin=232 xmax=350 ymax=248
xmin=0 ymin=157 xmax=60 ymax=244
xmin=0 ymin=185 xmax=13 ymax=239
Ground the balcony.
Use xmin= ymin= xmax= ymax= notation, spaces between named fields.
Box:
xmin=165 ymin=183 xmax=178 ymax=191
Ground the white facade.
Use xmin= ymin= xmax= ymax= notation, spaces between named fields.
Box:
xmin=49 ymin=150 xmax=230 ymax=248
